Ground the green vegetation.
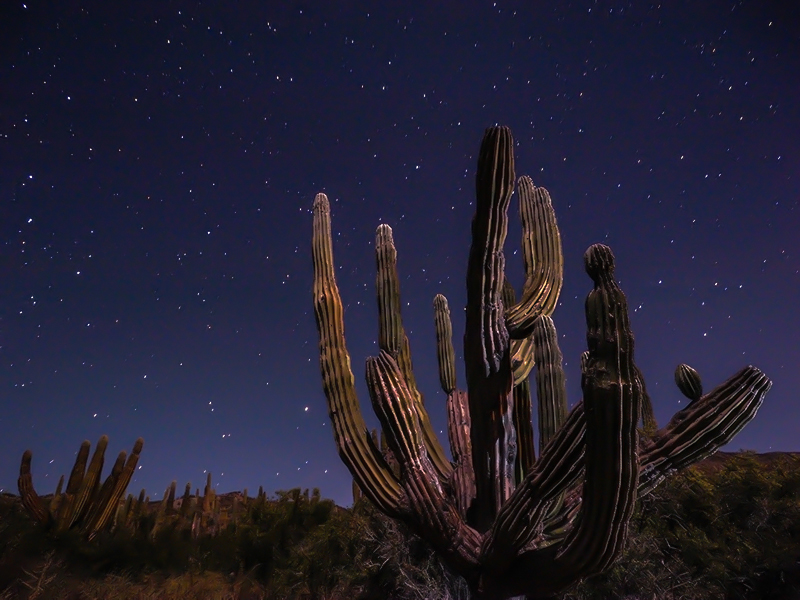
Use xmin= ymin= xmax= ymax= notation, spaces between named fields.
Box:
xmin=0 ymin=451 xmax=797 ymax=599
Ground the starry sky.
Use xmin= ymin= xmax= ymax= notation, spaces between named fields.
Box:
xmin=1 ymin=1 xmax=797 ymax=507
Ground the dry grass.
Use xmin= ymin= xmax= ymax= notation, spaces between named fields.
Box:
xmin=1 ymin=566 xmax=272 ymax=600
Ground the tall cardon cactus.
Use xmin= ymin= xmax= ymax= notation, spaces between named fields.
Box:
xmin=310 ymin=126 xmax=770 ymax=599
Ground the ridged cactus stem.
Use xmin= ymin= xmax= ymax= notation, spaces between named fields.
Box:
xmin=57 ymin=440 xmax=91 ymax=531
xmin=80 ymin=450 xmax=124 ymax=529
xmin=433 ymin=294 xmax=457 ymax=394
xmin=505 ymin=177 xmax=564 ymax=339
xmin=532 ymin=316 xmax=568 ymax=453
xmin=376 ymin=224 xmax=404 ymax=357
xmin=85 ymin=437 xmax=143 ymax=540
xmin=375 ymin=224 xmax=452 ymax=481
xmin=464 ymin=126 xmax=516 ymax=529
xmin=18 ymin=436 xmax=143 ymax=540
xmin=18 ymin=450 xmax=51 ymax=526
xmin=68 ymin=435 xmax=108 ymax=529
xmin=312 ymin=193 xmax=402 ymax=516
xmin=554 ymin=245 xmax=640 ymax=577
xmin=203 ymin=473 xmax=213 ymax=513
xmin=446 ymin=389 xmax=475 ymax=519
xmin=481 ymin=402 xmax=586 ymax=574
xmin=639 ymin=365 xmax=769 ymax=495
xmin=180 ymin=482 xmax=192 ymax=517
xmin=365 ymin=351 xmax=482 ymax=575
xmin=166 ymin=480 xmax=177 ymax=515
xmin=512 ymin=379 xmax=535 ymax=484
xmin=502 ymin=278 xmax=536 ymax=485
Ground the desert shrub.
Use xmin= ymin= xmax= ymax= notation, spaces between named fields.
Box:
xmin=567 ymin=452 xmax=800 ymax=600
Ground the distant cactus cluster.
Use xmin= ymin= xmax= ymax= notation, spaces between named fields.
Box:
xmin=18 ymin=436 xmax=143 ymax=541
xmin=116 ymin=472 xmax=264 ymax=539
xmin=311 ymin=126 xmax=771 ymax=599
xmin=18 ymin=438 xmax=265 ymax=541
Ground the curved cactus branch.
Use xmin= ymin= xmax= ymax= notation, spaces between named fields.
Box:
xmin=505 ymin=177 xmax=563 ymax=339
xmin=511 ymin=336 xmax=536 ymax=386
xmin=501 ymin=279 xmax=536 ymax=484
xmin=434 ymin=293 xmax=476 ymax=518
xmin=67 ymin=435 xmax=108 ymax=530
xmin=366 ymin=350 xmax=482 ymax=576
xmin=639 ymin=365 xmax=769 ymax=496
xmin=18 ymin=450 xmax=51 ymax=526
xmin=312 ymin=193 xmax=402 ymax=516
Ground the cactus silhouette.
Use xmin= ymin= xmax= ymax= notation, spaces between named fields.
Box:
xmin=311 ymin=126 xmax=770 ymax=599
xmin=18 ymin=436 xmax=143 ymax=541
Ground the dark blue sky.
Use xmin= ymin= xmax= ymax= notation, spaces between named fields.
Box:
xmin=1 ymin=1 xmax=797 ymax=506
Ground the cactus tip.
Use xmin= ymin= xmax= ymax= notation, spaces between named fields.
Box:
xmin=584 ymin=244 xmax=615 ymax=282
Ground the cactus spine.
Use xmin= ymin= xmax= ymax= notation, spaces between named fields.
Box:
xmin=310 ymin=126 xmax=771 ymax=599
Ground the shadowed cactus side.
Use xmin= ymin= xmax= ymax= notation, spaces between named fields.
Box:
xmin=310 ymin=125 xmax=771 ymax=599
xmin=18 ymin=436 xmax=144 ymax=541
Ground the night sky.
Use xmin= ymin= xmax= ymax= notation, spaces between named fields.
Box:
xmin=1 ymin=1 xmax=797 ymax=507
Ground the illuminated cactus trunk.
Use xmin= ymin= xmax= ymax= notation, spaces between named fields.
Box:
xmin=310 ymin=126 xmax=771 ymax=599
xmin=18 ymin=436 xmax=144 ymax=541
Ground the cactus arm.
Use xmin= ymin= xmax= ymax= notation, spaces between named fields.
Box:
xmin=49 ymin=475 xmax=64 ymax=516
xmin=533 ymin=316 xmax=568 ymax=453
xmin=82 ymin=450 xmax=125 ymax=533
xmin=365 ymin=351 xmax=482 ymax=575
xmin=18 ymin=450 xmax=52 ymax=526
xmin=180 ymin=482 xmax=192 ymax=517
xmin=446 ymin=389 xmax=475 ymax=519
xmin=433 ymin=294 xmax=458 ymax=394
xmin=56 ymin=440 xmax=91 ymax=530
xmin=502 ymin=278 xmax=537 ymax=484
xmin=85 ymin=437 xmax=143 ymax=540
xmin=434 ymin=294 xmax=476 ymax=517
xmin=512 ymin=380 xmax=536 ymax=484
xmin=638 ymin=365 xmax=770 ymax=496
xmin=464 ymin=126 xmax=516 ymax=529
xmin=166 ymin=479 xmax=177 ymax=514
xmin=511 ymin=336 xmax=536 ymax=385
xmin=480 ymin=400 xmax=585 ymax=573
xmin=312 ymin=193 xmax=402 ymax=516
xmin=68 ymin=435 xmax=108 ymax=529
xmin=505 ymin=178 xmax=563 ymax=339
xmin=554 ymin=245 xmax=640 ymax=577
xmin=637 ymin=366 xmax=658 ymax=435
xmin=482 ymin=245 xmax=641 ymax=597
xmin=375 ymin=224 xmax=405 ymax=357
xmin=375 ymin=224 xmax=452 ymax=480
